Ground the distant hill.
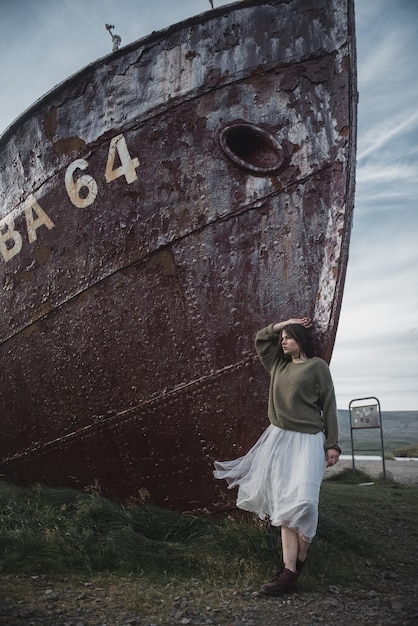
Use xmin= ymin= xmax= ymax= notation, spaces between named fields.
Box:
xmin=337 ymin=410 xmax=418 ymax=454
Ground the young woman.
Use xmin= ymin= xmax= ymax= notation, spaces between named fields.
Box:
xmin=214 ymin=317 xmax=341 ymax=594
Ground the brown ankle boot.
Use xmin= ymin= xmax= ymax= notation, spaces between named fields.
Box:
xmin=260 ymin=567 xmax=299 ymax=596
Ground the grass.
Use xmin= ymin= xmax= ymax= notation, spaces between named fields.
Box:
xmin=0 ymin=472 xmax=417 ymax=619
xmin=392 ymin=443 xmax=418 ymax=457
xmin=308 ymin=468 xmax=418 ymax=591
xmin=0 ymin=476 xmax=418 ymax=584
xmin=0 ymin=480 xmax=274 ymax=580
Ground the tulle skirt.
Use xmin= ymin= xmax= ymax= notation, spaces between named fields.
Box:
xmin=213 ymin=424 xmax=326 ymax=542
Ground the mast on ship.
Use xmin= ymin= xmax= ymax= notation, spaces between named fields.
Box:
xmin=105 ymin=23 xmax=121 ymax=52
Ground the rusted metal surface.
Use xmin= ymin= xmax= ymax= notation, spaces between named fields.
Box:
xmin=0 ymin=0 xmax=357 ymax=510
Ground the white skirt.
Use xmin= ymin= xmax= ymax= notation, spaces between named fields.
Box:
xmin=213 ymin=424 xmax=326 ymax=542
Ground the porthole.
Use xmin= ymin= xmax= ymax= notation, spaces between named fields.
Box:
xmin=219 ymin=123 xmax=282 ymax=174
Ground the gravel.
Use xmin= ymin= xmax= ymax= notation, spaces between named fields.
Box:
xmin=1 ymin=576 xmax=418 ymax=625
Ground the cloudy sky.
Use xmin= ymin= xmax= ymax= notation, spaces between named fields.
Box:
xmin=1 ymin=0 xmax=417 ymax=411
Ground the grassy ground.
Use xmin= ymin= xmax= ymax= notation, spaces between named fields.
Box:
xmin=0 ymin=469 xmax=417 ymax=591
xmin=392 ymin=443 xmax=418 ymax=457
xmin=1 ymin=439 xmax=417 ymax=625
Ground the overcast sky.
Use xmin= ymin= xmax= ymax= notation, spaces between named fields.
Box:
xmin=1 ymin=0 xmax=417 ymax=411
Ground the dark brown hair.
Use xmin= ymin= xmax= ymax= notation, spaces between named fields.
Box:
xmin=279 ymin=323 xmax=316 ymax=361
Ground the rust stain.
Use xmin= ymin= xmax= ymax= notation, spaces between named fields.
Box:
xmin=13 ymin=269 xmax=34 ymax=284
xmin=43 ymin=107 xmax=57 ymax=142
xmin=150 ymin=249 xmax=177 ymax=276
xmin=21 ymin=323 xmax=39 ymax=338
xmin=54 ymin=136 xmax=87 ymax=155
xmin=37 ymin=300 xmax=53 ymax=317
xmin=185 ymin=50 xmax=199 ymax=61
xmin=33 ymin=245 xmax=50 ymax=265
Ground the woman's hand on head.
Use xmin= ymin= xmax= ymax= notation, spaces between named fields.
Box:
xmin=272 ymin=317 xmax=313 ymax=333
xmin=288 ymin=317 xmax=313 ymax=328
xmin=326 ymin=448 xmax=340 ymax=467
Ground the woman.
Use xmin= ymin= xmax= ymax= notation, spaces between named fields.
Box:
xmin=214 ymin=317 xmax=341 ymax=595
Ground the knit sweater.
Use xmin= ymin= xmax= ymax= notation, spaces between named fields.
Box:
xmin=255 ymin=324 xmax=341 ymax=452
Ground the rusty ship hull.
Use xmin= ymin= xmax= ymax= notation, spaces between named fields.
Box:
xmin=0 ymin=0 xmax=357 ymax=509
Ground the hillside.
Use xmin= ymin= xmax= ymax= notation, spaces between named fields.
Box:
xmin=337 ymin=409 xmax=418 ymax=454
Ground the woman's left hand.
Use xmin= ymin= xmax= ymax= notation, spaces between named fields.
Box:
xmin=326 ymin=448 xmax=340 ymax=467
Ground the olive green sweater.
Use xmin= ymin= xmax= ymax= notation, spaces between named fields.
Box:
xmin=255 ymin=324 xmax=341 ymax=452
